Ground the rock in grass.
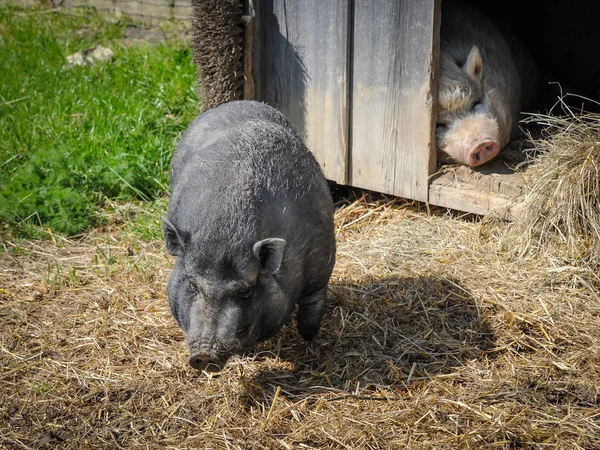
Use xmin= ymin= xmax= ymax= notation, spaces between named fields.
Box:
xmin=64 ymin=45 xmax=114 ymax=68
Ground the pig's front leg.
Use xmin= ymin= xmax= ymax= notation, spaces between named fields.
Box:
xmin=296 ymin=286 xmax=328 ymax=341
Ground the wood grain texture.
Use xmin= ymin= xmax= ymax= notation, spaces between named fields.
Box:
xmin=429 ymin=184 xmax=524 ymax=220
xmin=431 ymin=162 xmax=526 ymax=197
xmin=258 ymin=0 xmax=350 ymax=184
xmin=350 ymin=0 xmax=439 ymax=202
xmin=243 ymin=0 xmax=254 ymax=100
xmin=250 ymin=0 xmax=263 ymax=103
xmin=429 ymin=162 xmax=526 ymax=220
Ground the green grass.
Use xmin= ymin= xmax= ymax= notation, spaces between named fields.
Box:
xmin=0 ymin=6 xmax=199 ymax=238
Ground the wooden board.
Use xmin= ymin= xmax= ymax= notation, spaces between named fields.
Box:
xmin=350 ymin=0 xmax=440 ymax=203
xmin=429 ymin=161 xmax=526 ymax=220
xmin=256 ymin=0 xmax=350 ymax=184
xmin=249 ymin=0 xmax=263 ymax=103
xmin=243 ymin=0 xmax=254 ymax=100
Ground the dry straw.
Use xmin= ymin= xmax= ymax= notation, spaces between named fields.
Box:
xmin=2 ymin=189 xmax=599 ymax=449
xmin=514 ymin=97 xmax=600 ymax=268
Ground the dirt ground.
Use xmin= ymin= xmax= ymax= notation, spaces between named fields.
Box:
xmin=1 ymin=195 xmax=599 ymax=449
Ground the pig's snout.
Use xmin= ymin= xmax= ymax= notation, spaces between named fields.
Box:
xmin=468 ymin=140 xmax=499 ymax=166
xmin=188 ymin=353 xmax=227 ymax=372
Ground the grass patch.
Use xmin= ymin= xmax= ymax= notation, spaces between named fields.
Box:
xmin=0 ymin=6 xmax=198 ymax=238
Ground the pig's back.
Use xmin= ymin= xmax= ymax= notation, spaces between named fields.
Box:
xmin=167 ymin=100 xmax=333 ymax=252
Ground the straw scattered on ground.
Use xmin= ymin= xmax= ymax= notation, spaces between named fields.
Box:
xmin=2 ymin=190 xmax=599 ymax=449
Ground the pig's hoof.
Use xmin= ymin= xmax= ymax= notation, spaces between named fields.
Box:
xmin=188 ymin=354 xmax=226 ymax=372
xmin=297 ymin=288 xmax=327 ymax=341
xmin=298 ymin=326 xmax=320 ymax=341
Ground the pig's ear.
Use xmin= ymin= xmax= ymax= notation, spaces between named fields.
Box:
xmin=252 ymin=238 xmax=287 ymax=275
xmin=463 ymin=45 xmax=483 ymax=82
xmin=163 ymin=217 xmax=189 ymax=256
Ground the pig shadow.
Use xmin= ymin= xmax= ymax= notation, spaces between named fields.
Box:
xmin=239 ymin=276 xmax=495 ymax=405
xmin=257 ymin=2 xmax=309 ymax=141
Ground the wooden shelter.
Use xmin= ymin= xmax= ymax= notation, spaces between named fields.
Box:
xmin=227 ymin=0 xmax=600 ymax=219
xmin=242 ymin=0 xmax=525 ymax=218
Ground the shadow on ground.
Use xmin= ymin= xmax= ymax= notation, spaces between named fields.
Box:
xmin=239 ymin=275 xmax=495 ymax=406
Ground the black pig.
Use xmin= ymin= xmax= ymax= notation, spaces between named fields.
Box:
xmin=163 ymin=100 xmax=336 ymax=372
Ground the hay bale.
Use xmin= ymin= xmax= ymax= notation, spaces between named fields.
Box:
xmin=516 ymin=108 xmax=600 ymax=266
xmin=191 ymin=0 xmax=244 ymax=111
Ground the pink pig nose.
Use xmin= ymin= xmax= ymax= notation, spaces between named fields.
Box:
xmin=468 ymin=141 xmax=499 ymax=167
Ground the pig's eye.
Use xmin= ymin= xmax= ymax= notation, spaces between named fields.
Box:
xmin=239 ymin=286 xmax=253 ymax=300
xmin=188 ymin=278 xmax=198 ymax=291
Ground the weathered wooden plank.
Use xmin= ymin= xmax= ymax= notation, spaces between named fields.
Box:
xmin=259 ymin=0 xmax=349 ymax=184
xmin=4 ymin=0 xmax=38 ymax=5
xmin=429 ymin=162 xmax=526 ymax=220
xmin=429 ymin=184 xmax=524 ymax=220
xmin=62 ymin=0 xmax=93 ymax=7
xmin=243 ymin=0 xmax=254 ymax=100
xmin=249 ymin=0 xmax=263 ymax=102
xmin=351 ymin=0 xmax=439 ymax=202
xmin=172 ymin=0 xmax=192 ymax=21
xmin=431 ymin=163 xmax=526 ymax=198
